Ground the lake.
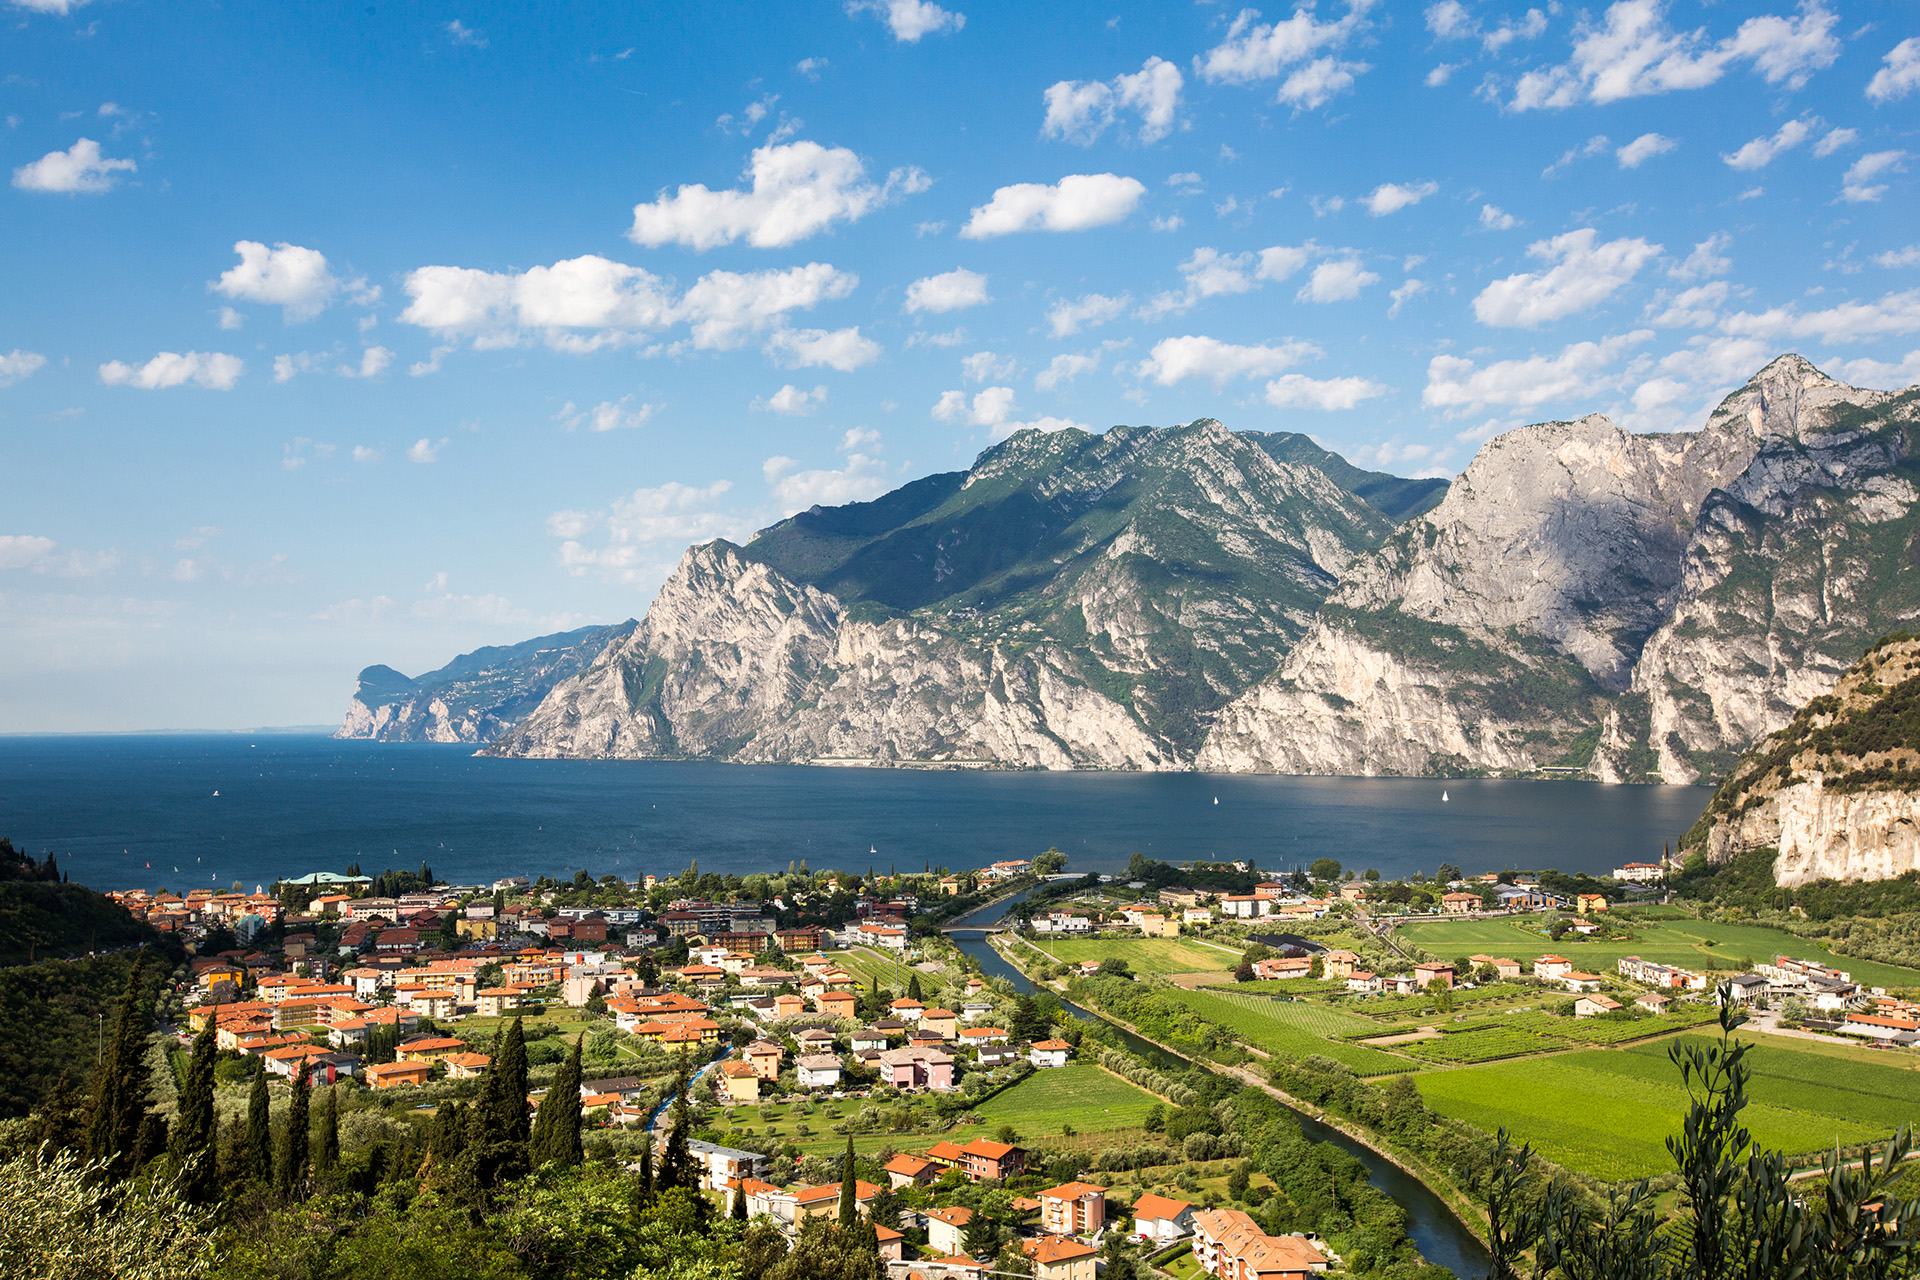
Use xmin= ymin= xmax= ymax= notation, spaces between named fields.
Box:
xmin=0 ymin=734 xmax=1710 ymax=893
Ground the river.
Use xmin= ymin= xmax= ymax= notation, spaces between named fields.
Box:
xmin=947 ymin=889 xmax=1493 ymax=1278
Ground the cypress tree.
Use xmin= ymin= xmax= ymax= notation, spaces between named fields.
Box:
xmin=26 ymin=1070 xmax=91 ymax=1157
xmin=496 ymin=1017 xmax=530 ymax=1143
xmin=316 ymin=1085 xmax=340 ymax=1179
xmin=838 ymin=1134 xmax=858 ymax=1227
xmin=277 ymin=1060 xmax=310 ymax=1195
xmin=529 ymin=1035 xmax=583 ymax=1168
xmin=429 ymin=1100 xmax=465 ymax=1165
xmin=245 ymin=1066 xmax=272 ymax=1183
xmin=87 ymin=954 xmax=151 ymax=1181
xmin=658 ymin=1051 xmax=694 ymax=1193
xmin=906 ymin=974 xmax=923 ymax=1003
xmin=630 ymin=1140 xmax=655 ymax=1218
xmin=732 ymin=1178 xmax=748 ymax=1220
xmin=167 ymin=1019 xmax=218 ymax=1203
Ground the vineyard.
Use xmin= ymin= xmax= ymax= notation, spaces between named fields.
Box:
xmin=1401 ymin=1024 xmax=1571 ymax=1064
xmin=1166 ymin=989 xmax=1419 ymax=1075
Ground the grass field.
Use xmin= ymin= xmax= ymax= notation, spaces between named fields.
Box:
xmin=1035 ymin=936 xmax=1238 ymax=975
xmin=1414 ymin=1035 xmax=1917 ymax=1180
xmin=1166 ymin=990 xmax=1419 ymax=1076
xmin=972 ymin=1063 xmax=1164 ymax=1139
xmin=830 ymin=947 xmax=955 ymax=997
xmin=1394 ymin=913 xmax=1920 ymax=990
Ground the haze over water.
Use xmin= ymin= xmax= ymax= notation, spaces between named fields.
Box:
xmin=0 ymin=735 xmax=1708 ymax=893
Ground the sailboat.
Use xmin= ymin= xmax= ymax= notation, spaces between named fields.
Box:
xmin=1442 ymin=790 xmax=1450 ymax=803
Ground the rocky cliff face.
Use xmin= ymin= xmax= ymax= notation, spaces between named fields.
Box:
xmin=1692 ymin=637 xmax=1920 ymax=886
xmin=335 ymin=622 xmax=636 ymax=743
xmin=1198 ymin=357 xmax=1920 ymax=781
xmin=486 ymin=420 xmax=1395 ymax=767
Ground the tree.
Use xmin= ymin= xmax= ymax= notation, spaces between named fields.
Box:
xmin=495 ymin=1017 xmax=531 ymax=1143
xmin=24 ymin=1071 xmax=90 ymax=1157
xmin=1096 ymin=957 xmax=1132 ymax=978
xmin=315 ymin=1085 xmax=339 ymax=1179
xmin=1309 ymin=858 xmax=1341 ymax=883
xmin=1363 ymin=868 xmax=1380 ymax=882
xmin=732 ymin=1178 xmax=748 ymax=1220
xmin=1011 ymin=994 xmax=1051 ymax=1043
xmin=276 ymin=1060 xmax=310 ymax=1195
xmin=657 ymin=1051 xmax=696 ymax=1197
xmin=243 ymin=1067 xmax=272 ymax=1184
xmin=0 ymin=1145 xmax=216 ymax=1280
xmin=906 ymin=974 xmax=924 ymax=1003
xmin=529 ymin=1035 xmax=584 ymax=1169
xmin=1436 ymin=862 xmax=1461 ymax=885
xmin=166 ymin=1020 xmax=217 ymax=1204
xmin=1234 ymin=963 xmax=1255 ymax=983
xmin=87 ymin=955 xmax=153 ymax=1182
xmin=1033 ymin=848 xmax=1068 ymax=876
xmin=962 ymin=1206 xmax=999 ymax=1258
xmin=838 ymin=1134 xmax=858 ymax=1227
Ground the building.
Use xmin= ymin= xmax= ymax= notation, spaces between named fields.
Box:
xmin=1032 ymin=912 xmax=1092 ymax=934
xmin=1413 ymin=962 xmax=1453 ymax=989
xmin=884 ymin=1153 xmax=940 ymax=1189
xmin=1345 ymin=972 xmax=1381 ymax=995
xmin=920 ymin=1008 xmax=958 ymax=1039
xmin=1133 ymin=1193 xmax=1196 ymax=1243
xmin=1727 ymin=973 xmax=1769 ymax=1004
xmin=957 ymin=1137 xmax=1025 ymax=1182
xmin=1561 ymin=971 xmax=1603 ymax=992
xmin=1251 ymin=957 xmax=1311 ymax=980
xmin=1441 ymin=892 xmax=1482 ymax=914
xmin=1532 ymin=955 xmax=1573 ymax=981
xmin=925 ymin=1206 xmax=974 ymax=1256
xmin=1025 ymin=1237 xmax=1100 ymax=1280
xmin=1576 ymin=893 xmax=1610 ymax=914
xmin=796 ymin=1054 xmax=843 ymax=1090
xmin=744 ymin=1039 xmax=784 ymax=1079
xmin=718 ymin=1061 xmax=762 ymax=1103
xmin=878 ymin=1045 xmax=956 ymax=1092
xmin=1617 ymin=955 xmax=1710 ymax=991
xmin=443 ymin=1052 xmax=492 ymax=1079
xmin=395 ymin=1035 xmax=467 ymax=1063
xmin=1321 ymin=950 xmax=1359 ymax=980
xmin=365 ymin=1061 xmax=431 ymax=1089
xmin=684 ymin=1140 xmax=769 ymax=1195
xmin=1574 ymin=994 xmax=1622 ymax=1018
xmin=1613 ymin=861 xmax=1666 ymax=883
xmin=1038 ymin=1181 xmax=1106 ymax=1236
xmin=1192 ymin=1208 xmax=1329 ymax=1280
xmin=1029 ymin=1039 xmax=1072 ymax=1068
xmin=1635 ymin=992 xmax=1673 ymax=1013
xmin=1137 ymin=912 xmax=1181 ymax=938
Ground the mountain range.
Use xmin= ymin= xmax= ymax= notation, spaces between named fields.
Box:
xmin=340 ymin=355 xmax=1920 ymax=785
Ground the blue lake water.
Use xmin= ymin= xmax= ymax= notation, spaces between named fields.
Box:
xmin=0 ymin=734 xmax=1708 ymax=894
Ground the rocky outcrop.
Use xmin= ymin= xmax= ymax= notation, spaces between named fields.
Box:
xmin=1695 ymin=637 xmax=1920 ymax=885
xmin=334 ymin=622 xmax=635 ymax=743
xmin=1198 ymin=357 xmax=1920 ymax=780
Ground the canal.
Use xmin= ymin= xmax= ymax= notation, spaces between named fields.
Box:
xmin=946 ymin=888 xmax=1493 ymax=1279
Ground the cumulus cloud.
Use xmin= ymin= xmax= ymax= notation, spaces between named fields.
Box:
xmin=340 ymin=346 xmax=393 ymax=379
xmin=1542 ymin=133 xmax=1612 ymax=177
xmin=556 ymin=396 xmax=657 ymax=432
xmin=1875 ymin=247 xmax=1920 ymax=269
xmin=1389 ymin=279 xmax=1429 ymax=317
xmin=1841 ymin=151 xmax=1906 ymax=203
xmin=628 ymin=139 xmax=928 ymax=251
xmin=765 ymin=427 xmax=890 ymax=511
xmin=1136 ymin=335 xmax=1318 ymax=387
xmin=1813 ymin=127 xmax=1857 ymax=159
xmin=1866 ymin=37 xmax=1920 ymax=103
xmin=904 ymin=267 xmax=990 ymax=314
xmin=98 ymin=351 xmax=243 ymax=390
xmin=1722 ymin=117 xmax=1812 ymax=170
xmin=1480 ymin=204 xmax=1519 ymax=231
xmin=1196 ymin=4 xmax=1372 ymax=109
xmin=1363 ymin=181 xmax=1438 ymax=216
xmin=1047 ymin=292 xmax=1131 ymax=338
xmin=1669 ymin=232 xmax=1733 ymax=282
xmin=1263 ymin=373 xmax=1388 ymax=410
xmin=961 ymin=351 xmax=1016 ymax=383
xmin=1717 ymin=288 xmax=1920 ymax=345
xmin=0 ymin=350 xmax=47 ymax=387
xmin=1472 ymin=228 xmax=1661 ymax=327
xmin=1829 ymin=349 xmax=1920 ymax=389
xmin=1297 ymin=258 xmax=1380 ymax=303
xmin=931 ymin=386 xmax=1084 ymax=441
xmin=444 ymin=19 xmax=486 ymax=47
xmin=764 ymin=325 xmax=881 ymax=371
xmin=1511 ymin=0 xmax=1840 ymax=110
xmin=551 ymin=480 xmax=746 ymax=582
xmin=1043 ymin=56 xmax=1185 ymax=145
xmin=1616 ymin=132 xmax=1676 ymax=168
xmin=1426 ymin=2 xmax=1548 ymax=51
xmin=11 ymin=137 xmax=135 ymax=193
xmin=1035 ymin=351 xmax=1101 ymax=391
xmin=1424 ymin=331 xmax=1652 ymax=412
xmin=960 ymin=173 xmax=1146 ymax=238
xmin=407 ymin=437 xmax=448 ymax=463
xmin=0 ymin=534 xmax=120 ymax=578
xmin=753 ymin=384 xmax=829 ymax=415
xmin=1647 ymin=281 xmax=1732 ymax=328
xmin=846 ymin=0 xmax=964 ymax=42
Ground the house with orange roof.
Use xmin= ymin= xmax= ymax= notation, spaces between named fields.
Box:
xmin=884 ymin=1153 xmax=940 ymax=1189
xmin=743 ymin=1039 xmax=784 ymax=1079
xmin=1133 ymin=1193 xmax=1196 ymax=1243
xmin=395 ymin=1035 xmax=466 ymax=1063
xmin=1029 ymin=1039 xmax=1072 ymax=1068
xmin=443 ymin=1052 xmax=492 ymax=1079
xmin=718 ymin=1060 xmax=761 ymax=1104
xmin=920 ymin=1008 xmax=958 ymax=1038
xmin=958 ymin=1136 xmax=1025 ymax=1182
xmin=1038 ymin=1181 xmax=1106 ymax=1235
xmin=924 ymin=1206 xmax=975 ymax=1255
xmin=817 ymin=989 xmax=858 ymax=1019
xmin=365 ymin=1060 xmax=432 ymax=1089
xmin=1024 ymin=1237 xmax=1099 ymax=1280
xmin=925 ymin=1140 xmax=968 ymax=1170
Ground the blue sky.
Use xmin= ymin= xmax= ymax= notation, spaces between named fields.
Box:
xmin=2 ymin=0 xmax=1916 ymax=731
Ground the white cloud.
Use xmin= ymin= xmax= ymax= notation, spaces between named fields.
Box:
xmin=904 ymin=267 xmax=990 ymax=314
xmin=1875 ymin=247 xmax=1920 ymax=270
xmin=796 ymin=57 xmax=829 ymax=80
xmin=0 ymin=535 xmax=56 ymax=569
xmin=1389 ymin=279 xmax=1429 ymax=317
xmin=1512 ymin=0 xmax=1840 ymax=109
xmin=1484 ymin=8 xmax=1549 ymax=52
xmin=1043 ymin=56 xmax=1184 ymax=145
xmin=445 ymin=19 xmax=486 ymax=47
xmin=0 ymin=350 xmax=47 ymax=387
xmin=1472 ymin=228 xmax=1661 ymax=327
xmin=1297 ymin=258 xmax=1380 ymax=303
xmin=10 ymin=0 xmax=92 ymax=13
xmin=1425 ymin=63 xmax=1459 ymax=86
xmin=0 ymin=534 xmax=120 ymax=578
xmin=753 ymin=383 xmax=829 ymax=415
xmin=960 ymin=173 xmax=1146 ymax=238
xmin=905 ymin=327 xmax=970 ymax=348
xmin=1480 ymin=204 xmax=1519 ymax=230
xmin=1196 ymin=4 xmax=1372 ymax=109
xmin=765 ymin=427 xmax=890 ymax=511
xmin=1141 ymin=247 xmax=1256 ymax=318
xmin=1616 ymin=131 xmax=1676 ymax=168
xmin=1722 ymin=117 xmax=1812 ymax=170
xmin=1426 ymin=1 xmax=1472 ymax=40
xmin=272 ymin=352 xmax=314 ymax=383
xmin=281 ymin=438 xmax=335 ymax=470
xmin=1363 ymin=181 xmax=1437 ymax=216
xmin=764 ymin=325 xmax=881 ymax=371
xmin=1150 ymin=214 xmax=1185 ymax=232
xmin=11 ymin=137 xmax=134 ymax=193
xmin=1647 ymin=281 xmax=1732 ymax=328
xmin=551 ymin=481 xmax=747 ymax=582
xmin=846 ymin=0 xmax=964 ymax=42
xmin=1867 ymin=37 xmax=1920 ymax=103
xmin=1256 ymin=244 xmax=1313 ymax=282
xmin=1830 ymin=349 xmax=1920 ymax=389
xmin=1542 ymin=133 xmax=1611 ymax=177
xmin=340 ymin=346 xmax=392 ymax=379
xmin=677 ymin=264 xmax=859 ymax=349
xmin=210 ymin=240 xmax=352 ymax=322
xmin=352 ymin=445 xmax=382 ymax=464
xmin=556 ymin=396 xmax=657 ymax=432
xmin=1718 ymin=288 xmax=1920 ymax=344
xmin=1842 ymin=151 xmax=1906 ymax=203
xmin=1813 ymin=127 xmax=1857 ymax=159
xmin=1670 ymin=232 xmax=1733 ymax=282
xmin=216 ymin=306 xmax=244 ymax=331
xmin=1136 ymin=335 xmax=1317 ymax=387
xmin=1423 ymin=331 xmax=1652 ymax=412
xmin=961 ymin=351 xmax=1016 ymax=383
xmin=715 ymin=94 xmax=778 ymax=136
xmin=1427 ymin=2 xmax=1547 ymax=51
xmin=930 ymin=386 xmax=1084 ymax=441
xmin=1263 ymin=373 xmax=1388 ymax=410
xmin=98 ymin=351 xmax=243 ymax=390
xmin=407 ymin=437 xmax=448 ymax=463
xmin=628 ymin=140 xmax=928 ymax=251
xmin=1036 ymin=352 xmax=1100 ymax=391
xmin=1047 ymin=292 xmax=1130 ymax=337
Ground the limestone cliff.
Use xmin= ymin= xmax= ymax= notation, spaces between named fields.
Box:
xmin=1691 ymin=636 xmax=1920 ymax=886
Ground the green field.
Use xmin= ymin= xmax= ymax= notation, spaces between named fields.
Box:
xmin=830 ymin=947 xmax=956 ymax=997
xmin=1415 ymin=1036 xmax=1920 ymax=1180
xmin=972 ymin=1063 xmax=1164 ymax=1138
xmin=1394 ymin=913 xmax=1920 ymax=990
xmin=1166 ymin=989 xmax=1419 ymax=1076
xmin=1034 ymin=936 xmax=1239 ymax=974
